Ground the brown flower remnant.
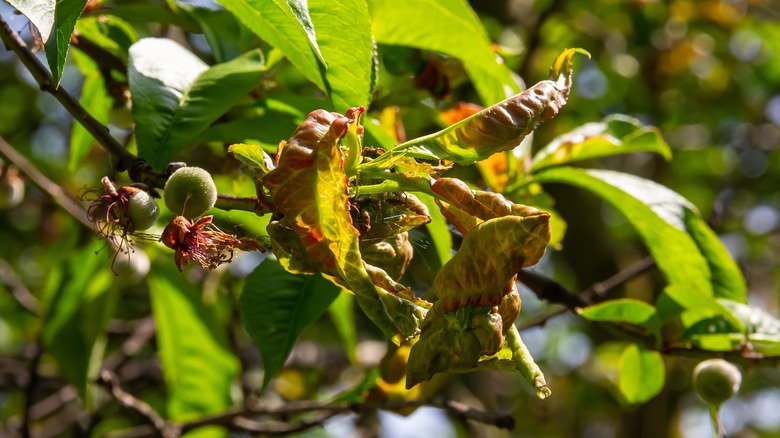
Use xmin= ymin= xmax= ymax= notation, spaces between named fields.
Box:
xmin=160 ymin=216 xmax=264 ymax=272
xmin=84 ymin=177 xmax=157 ymax=257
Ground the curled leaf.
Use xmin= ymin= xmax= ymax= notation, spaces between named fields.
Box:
xmin=406 ymin=303 xmax=500 ymax=388
xmin=435 ymin=215 xmax=550 ymax=311
xmin=393 ymin=49 xmax=588 ymax=165
xmin=361 ymin=232 xmax=414 ymax=281
xmin=261 ymin=109 xmax=401 ymax=338
xmin=432 ymin=177 xmax=544 ymax=223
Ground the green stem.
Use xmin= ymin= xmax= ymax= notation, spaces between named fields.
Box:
xmin=343 ymin=125 xmax=361 ymax=178
xmin=506 ymin=325 xmax=551 ymax=399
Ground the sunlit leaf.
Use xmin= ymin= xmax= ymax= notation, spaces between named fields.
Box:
xmin=684 ymin=211 xmax=747 ymax=303
xmin=129 ymin=38 xmax=266 ymax=168
xmin=308 ymin=0 xmax=374 ymax=112
xmin=217 ymin=0 xmax=326 ymax=90
xmin=240 ymin=257 xmax=341 ymax=386
xmin=532 ymin=167 xmax=742 ymax=326
xmin=6 ymin=0 xmax=55 ymax=43
xmin=580 ymin=299 xmax=661 ymax=337
xmin=368 ymin=0 xmax=518 ymax=105
xmin=228 ymin=143 xmax=276 ymax=175
xmin=44 ymin=0 xmax=88 ymax=87
xmin=530 ymin=114 xmax=673 ymax=172
xmin=618 ymin=343 xmax=665 ymax=404
xmin=272 ymin=0 xmax=327 ymax=65
xmin=394 ymin=49 xmax=585 ymax=165
xmin=148 ymin=264 xmax=239 ymax=423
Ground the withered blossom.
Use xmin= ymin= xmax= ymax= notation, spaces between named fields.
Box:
xmin=160 ymin=216 xmax=264 ymax=272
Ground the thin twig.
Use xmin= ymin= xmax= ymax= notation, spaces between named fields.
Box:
xmin=0 ymin=16 xmax=138 ymax=173
xmin=97 ymin=369 xmax=175 ymax=438
xmin=0 ymin=136 xmax=92 ymax=229
xmin=516 ymin=256 xmax=657 ymax=330
xmin=0 ymin=259 xmax=42 ymax=316
xmin=20 ymin=344 xmax=42 ymax=438
xmin=102 ymin=316 xmax=156 ymax=372
xmin=108 ymin=397 xmax=514 ymax=438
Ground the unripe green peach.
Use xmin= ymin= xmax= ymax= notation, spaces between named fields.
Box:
xmin=693 ymin=359 xmax=742 ymax=406
xmin=125 ymin=187 xmax=159 ymax=231
xmin=163 ymin=167 xmax=217 ymax=218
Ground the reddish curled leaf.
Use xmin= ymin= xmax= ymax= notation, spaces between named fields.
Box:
xmin=260 ymin=109 xmax=401 ymax=339
xmin=434 ymin=214 xmax=550 ymax=311
xmin=393 ymin=49 xmax=588 ymax=165
xmin=497 ymin=282 xmax=521 ymax=335
xmin=432 ymin=177 xmax=543 ymax=223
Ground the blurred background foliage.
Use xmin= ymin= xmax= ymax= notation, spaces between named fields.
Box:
xmin=1 ymin=0 xmax=779 ymax=437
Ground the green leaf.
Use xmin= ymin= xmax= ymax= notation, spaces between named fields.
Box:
xmin=128 ymin=38 xmax=266 ymax=168
xmin=75 ymin=14 xmax=137 ymax=64
xmin=328 ymin=290 xmax=358 ymax=364
xmin=6 ymin=0 xmax=55 ymax=43
xmin=367 ymin=0 xmax=519 ymax=105
xmin=394 ymin=49 xmax=582 ymax=165
xmin=44 ymin=0 xmax=88 ymax=87
xmin=42 ymin=241 xmax=116 ymax=406
xmin=228 ymin=143 xmax=276 ymax=175
xmin=69 ymin=52 xmax=112 ymax=171
xmin=684 ymin=211 xmax=747 ymax=303
xmin=530 ymin=114 xmax=673 ymax=172
xmin=182 ymin=5 xmax=247 ymax=63
xmin=217 ymin=0 xmax=326 ymax=91
xmin=240 ymin=258 xmax=341 ymax=386
xmin=308 ymin=0 xmax=374 ymax=112
xmin=273 ymin=0 xmax=327 ymax=65
xmin=148 ymin=264 xmax=239 ymax=422
xmin=580 ymin=299 xmax=661 ymax=336
xmin=618 ymin=343 xmax=665 ymax=404
xmin=532 ymin=167 xmax=740 ymax=325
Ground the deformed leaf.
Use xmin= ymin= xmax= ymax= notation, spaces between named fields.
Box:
xmin=432 ymin=177 xmax=545 ymax=223
xmin=260 ymin=109 xmax=402 ymax=339
xmin=530 ymin=114 xmax=672 ymax=172
xmin=393 ymin=49 xmax=586 ymax=165
xmin=406 ymin=302 xmax=501 ymax=388
xmin=618 ymin=343 xmax=665 ymax=404
xmin=129 ymin=38 xmax=266 ymax=168
xmin=240 ymin=257 xmax=341 ymax=386
xmin=434 ymin=215 xmax=550 ymax=311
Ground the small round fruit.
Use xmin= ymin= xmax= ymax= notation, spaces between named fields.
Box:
xmin=163 ymin=167 xmax=217 ymax=218
xmin=693 ymin=359 xmax=742 ymax=406
xmin=125 ymin=187 xmax=159 ymax=231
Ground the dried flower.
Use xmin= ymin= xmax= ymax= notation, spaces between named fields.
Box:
xmin=160 ymin=215 xmax=264 ymax=272
xmin=84 ymin=177 xmax=159 ymax=266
